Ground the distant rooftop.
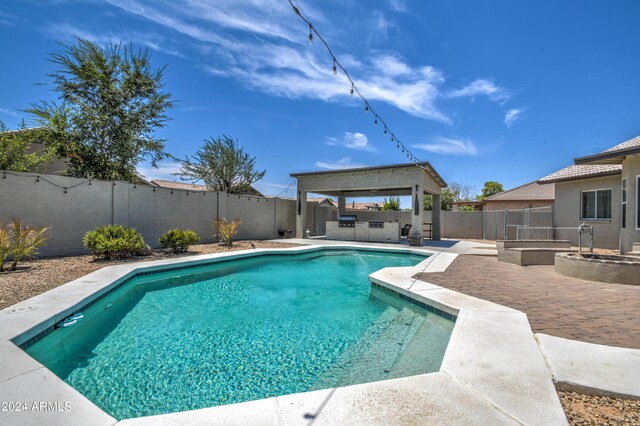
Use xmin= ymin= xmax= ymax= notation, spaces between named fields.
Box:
xmin=483 ymin=181 xmax=555 ymax=201
xmin=151 ymin=179 xmax=206 ymax=191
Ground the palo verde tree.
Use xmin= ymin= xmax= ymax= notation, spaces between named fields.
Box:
xmin=424 ymin=182 xmax=476 ymax=211
xmin=27 ymin=38 xmax=174 ymax=182
xmin=176 ymin=135 xmax=266 ymax=194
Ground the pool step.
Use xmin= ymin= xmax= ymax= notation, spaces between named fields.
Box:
xmin=310 ymin=307 xmax=399 ymax=391
xmin=384 ymin=316 xmax=453 ymax=379
xmin=311 ymin=307 xmax=425 ymax=389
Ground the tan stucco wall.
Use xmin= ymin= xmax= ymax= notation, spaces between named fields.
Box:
xmin=482 ymin=200 xmax=554 ymax=211
xmin=620 ymin=154 xmax=640 ymax=253
xmin=553 ymin=175 xmax=621 ymax=249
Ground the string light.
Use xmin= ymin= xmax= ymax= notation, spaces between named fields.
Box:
xmin=287 ymin=0 xmax=427 ymax=171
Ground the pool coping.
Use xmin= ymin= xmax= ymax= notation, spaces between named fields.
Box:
xmin=0 ymin=243 xmax=568 ymax=425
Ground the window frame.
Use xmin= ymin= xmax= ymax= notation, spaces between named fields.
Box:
xmin=580 ymin=188 xmax=613 ymax=221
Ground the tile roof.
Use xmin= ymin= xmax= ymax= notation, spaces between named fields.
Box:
xmin=151 ymin=179 xmax=207 ymax=191
xmin=483 ymin=181 xmax=555 ymax=201
xmin=574 ymin=135 xmax=640 ymax=165
xmin=538 ymin=164 xmax=622 ymax=184
xmin=308 ymin=197 xmax=336 ymax=206
xmin=347 ymin=202 xmax=382 ymax=210
xmin=603 ymin=135 xmax=640 ymax=153
xmin=150 ymin=180 xmax=263 ymax=196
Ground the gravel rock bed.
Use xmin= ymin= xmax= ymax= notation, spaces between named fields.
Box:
xmin=559 ymin=390 xmax=640 ymax=425
xmin=0 ymin=240 xmax=299 ymax=310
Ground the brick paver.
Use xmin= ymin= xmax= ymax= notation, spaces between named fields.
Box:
xmin=416 ymin=255 xmax=640 ymax=349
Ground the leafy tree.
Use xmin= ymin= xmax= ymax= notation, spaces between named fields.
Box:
xmin=477 ymin=181 xmax=504 ymax=200
xmin=423 ymin=182 xmax=476 ymax=211
xmin=26 ymin=38 xmax=174 ymax=181
xmin=381 ymin=196 xmax=401 ymax=211
xmin=176 ymin=135 xmax=266 ymax=194
xmin=0 ymin=120 xmax=56 ymax=172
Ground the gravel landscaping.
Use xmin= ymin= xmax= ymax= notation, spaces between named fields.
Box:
xmin=0 ymin=240 xmax=298 ymax=310
xmin=559 ymin=391 xmax=640 ymax=425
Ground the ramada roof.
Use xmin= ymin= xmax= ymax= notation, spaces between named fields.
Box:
xmin=538 ymin=164 xmax=622 ymax=184
xmin=483 ymin=181 xmax=555 ymax=201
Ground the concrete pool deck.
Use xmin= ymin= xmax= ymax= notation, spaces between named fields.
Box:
xmin=0 ymin=240 xmax=630 ymax=425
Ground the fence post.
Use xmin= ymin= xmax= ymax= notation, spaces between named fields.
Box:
xmin=504 ymin=209 xmax=509 ymax=240
xmin=482 ymin=209 xmax=486 ymax=240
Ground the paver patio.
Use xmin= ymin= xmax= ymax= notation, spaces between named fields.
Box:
xmin=415 ymin=254 xmax=640 ymax=349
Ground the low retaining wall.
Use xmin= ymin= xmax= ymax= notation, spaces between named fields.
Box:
xmin=555 ymin=253 xmax=640 ymax=285
xmin=498 ymin=240 xmax=571 ymax=249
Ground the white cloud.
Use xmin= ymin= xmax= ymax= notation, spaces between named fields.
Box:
xmin=84 ymin=0 xmax=510 ymax=124
xmin=413 ymin=137 xmax=477 ymax=156
xmin=325 ymin=132 xmax=375 ymax=151
xmin=101 ymin=0 xmax=452 ymax=123
xmin=137 ymin=161 xmax=184 ymax=181
xmin=446 ymin=79 xmax=510 ymax=103
xmin=315 ymin=157 xmax=366 ymax=170
xmin=389 ymin=0 xmax=408 ymax=12
xmin=504 ymin=108 xmax=524 ymax=127
xmin=0 ymin=107 xmax=20 ymax=117
xmin=43 ymin=22 xmax=187 ymax=58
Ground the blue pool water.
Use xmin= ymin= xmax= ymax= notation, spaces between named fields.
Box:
xmin=26 ymin=249 xmax=454 ymax=419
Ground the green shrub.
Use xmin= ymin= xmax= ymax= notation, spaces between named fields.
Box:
xmin=159 ymin=229 xmax=200 ymax=253
xmin=83 ymin=225 xmax=145 ymax=260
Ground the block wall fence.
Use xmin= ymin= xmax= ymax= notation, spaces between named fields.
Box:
xmin=0 ymin=170 xmax=553 ymax=256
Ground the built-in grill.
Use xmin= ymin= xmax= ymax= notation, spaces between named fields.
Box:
xmin=338 ymin=215 xmax=357 ymax=228
xmin=369 ymin=221 xmax=384 ymax=229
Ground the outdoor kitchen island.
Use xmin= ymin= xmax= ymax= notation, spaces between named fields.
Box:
xmin=326 ymin=216 xmax=401 ymax=243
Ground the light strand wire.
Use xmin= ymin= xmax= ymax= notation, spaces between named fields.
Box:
xmin=286 ymin=0 xmax=427 ymax=170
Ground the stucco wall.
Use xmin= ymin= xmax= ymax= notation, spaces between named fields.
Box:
xmin=553 ymin=175 xmax=621 ymax=249
xmin=620 ymin=154 xmax=640 ymax=253
xmin=0 ymin=171 xmax=302 ymax=256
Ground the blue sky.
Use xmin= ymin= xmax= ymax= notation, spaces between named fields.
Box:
xmin=1 ymin=0 xmax=639 ymax=201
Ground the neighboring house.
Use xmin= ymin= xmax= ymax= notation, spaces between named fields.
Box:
xmin=150 ymin=179 xmax=263 ymax=196
xmin=477 ymin=181 xmax=555 ymax=211
xmin=347 ymin=201 xmax=382 ymax=211
xmin=307 ymin=197 xmax=337 ymax=208
xmin=1 ymin=127 xmax=68 ymax=175
xmin=539 ymin=134 xmax=640 ymax=252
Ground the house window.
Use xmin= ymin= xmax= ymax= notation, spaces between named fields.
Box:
xmin=622 ymin=178 xmax=627 ymax=229
xmin=581 ymin=189 xmax=612 ymax=220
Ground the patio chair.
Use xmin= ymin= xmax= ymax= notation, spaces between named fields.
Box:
xmin=401 ymin=224 xmax=411 ymax=237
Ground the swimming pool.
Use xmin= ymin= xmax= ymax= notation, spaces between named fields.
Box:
xmin=25 ymin=249 xmax=454 ymax=419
